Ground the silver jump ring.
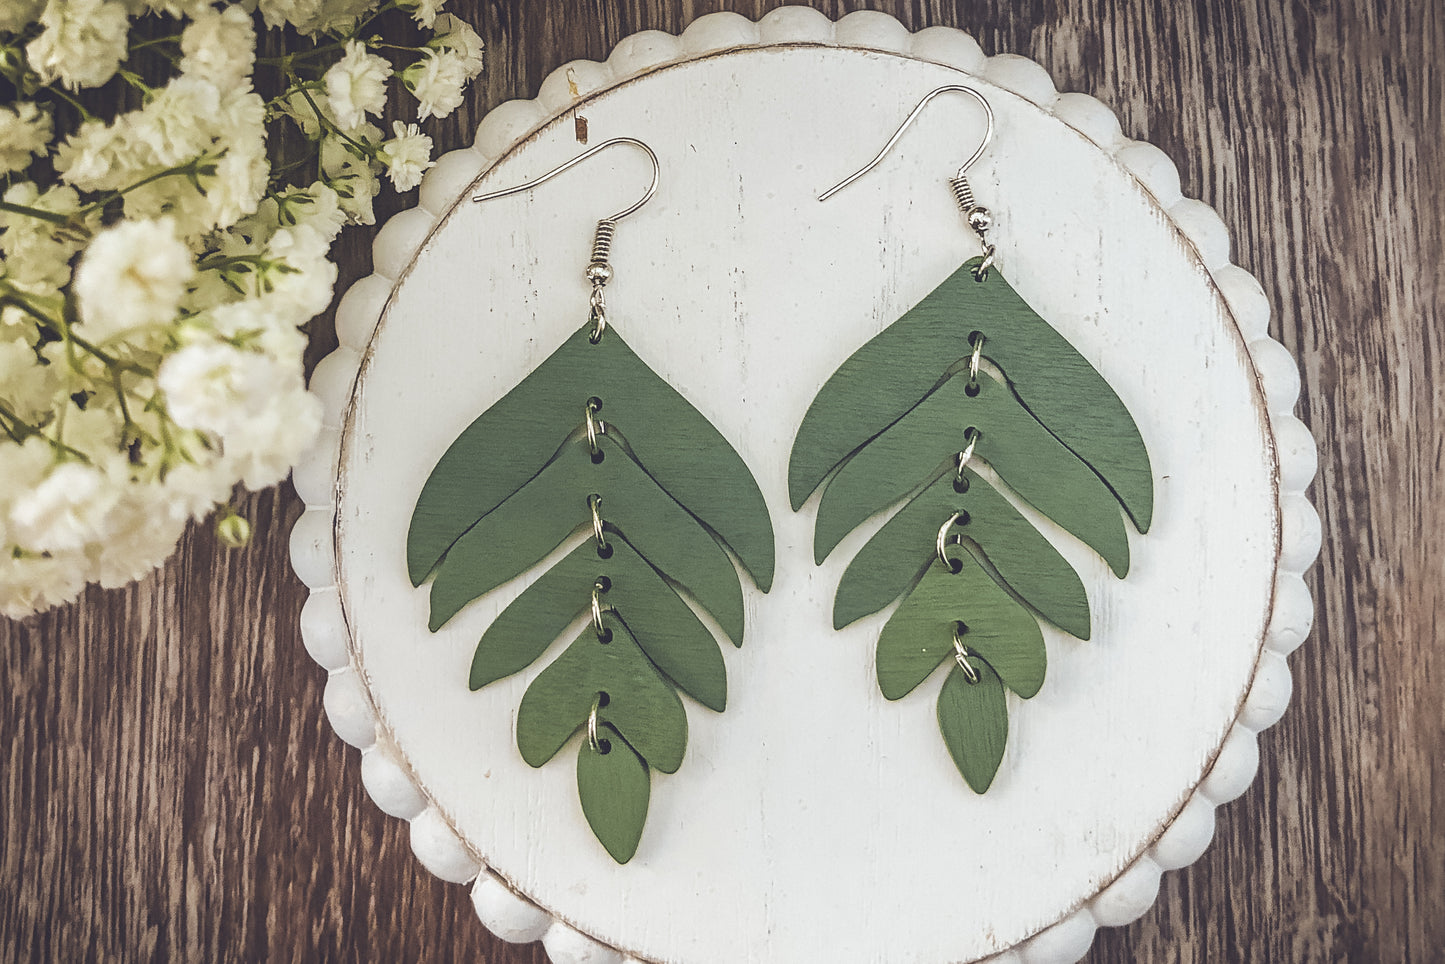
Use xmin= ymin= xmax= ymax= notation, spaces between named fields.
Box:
xmin=968 ymin=333 xmax=985 ymax=387
xmin=973 ymin=245 xmax=997 ymax=281
xmin=936 ymin=511 xmax=965 ymax=570
xmin=591 ymin=579 xmax=611 ymax=638
xmin=584 ymin=399 xmax=605 ymax=455
xmin=587 ymin=696 xmax=603 ymax=752
xmin=955 ymin=428 xmax=980 ymax=485
xmin=588 ymin=287 xmax=607 ymax=344
xmin=588 ymin=494 xmax=608 ymax=551
xmin=952 ymin=628 xmax=981 ymax=684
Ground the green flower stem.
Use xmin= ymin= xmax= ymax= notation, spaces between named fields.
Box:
xmin=78 ymin=153 xmax=220 ymax=216
xmin=355 ymin=0 xmax=404 ymax=34
xmin=38 ymin=84 xmax=95 ymax=122
xmin=368 ymin=41 xmax=428 ymax=55
xmin=116 ymin=68 xmax=152 ymax=95
xmin=296 ymin=83 xmax=376 ymax=157
xmin=127 ymin=34 xmax=182 ymax=53
xmin=0 ymin=400 xmax=89 ymax=461
xmin=0 ymin=199 xmax=75 ymax=227
xmin=197 ymin=253 xmax=271 ymax=271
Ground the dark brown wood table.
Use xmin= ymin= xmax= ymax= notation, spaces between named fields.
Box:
xmin=2 ymin=1 xmax=1439 ymax=961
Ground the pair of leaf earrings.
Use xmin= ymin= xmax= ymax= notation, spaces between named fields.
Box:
xmin=408 ymin=87 xmax=1153 ymax=863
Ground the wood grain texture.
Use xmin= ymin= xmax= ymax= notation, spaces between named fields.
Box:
xmin=0 ymin=3 xmax=1437 ymax=963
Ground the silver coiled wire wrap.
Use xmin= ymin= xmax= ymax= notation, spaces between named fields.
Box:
xmin=590 ymin=218 xmax=617 ymax=264
xmin=949 ymin=175 xmax=978 ymax=212
xmin=586 ymin=219 xmax=618 ymax=343
xmin=951 ymin=175 xmax=997 ymax=280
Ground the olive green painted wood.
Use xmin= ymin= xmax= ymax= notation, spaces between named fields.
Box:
xmin=877 ymin=558 xmax=1046 ymax=702
xmin=788 ymin=259 xmax=1153 ymax=534
xmin=515 ymin=619 xmax=687 ymax=774
xmin=409 ymin=324 xmax=775 ymax=591
xmin=936 ymin=658 xmax=1010 ymax=795
xmin=834 ymin=467 xmax=1091 ymax=639
xmin=429 ymin=435 xmax=743 ymax=644
xmin=814 ymin=370 xmax=1130 ymax=576
xmin=470 ymin=534 xmax=727 ymax=712
xmin=576 ymin=723 xmax=650 ymax=865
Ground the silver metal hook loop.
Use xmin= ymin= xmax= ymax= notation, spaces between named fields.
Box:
xmin=474 ymin=137 xmax=658 ymax=344
xmin=817 ymin=85 xmax=995 ymax=202
xmin=967 ymin=333 xmax=985 ymax=389
xmin=471 ymin=136 xmax=660 ymax=221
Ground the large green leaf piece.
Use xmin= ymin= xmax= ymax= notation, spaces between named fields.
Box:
xmin=410 ymin=323 xmax=775 ymax=862
xmin=411 ymin=324 xmax=774 ymax=590
xmin=789 ymin=258 xmax=1152 ymax=530
xmin=789 ymin=258 xmax=1153 ymax=793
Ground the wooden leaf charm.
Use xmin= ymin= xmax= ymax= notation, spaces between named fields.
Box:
xmin=937 ymin=657 xmax=1009 ymax=795
xmin=410 ymin=322 xmax=774 ymax=860
xmin=577 ymin=723 xmax=651 ymax=864
xmin=790 ymin=258 xmax=1153 ymax=792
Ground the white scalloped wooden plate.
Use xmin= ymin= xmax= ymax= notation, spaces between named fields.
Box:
xmin=290 ymin=9 xmax=1319 ymax=963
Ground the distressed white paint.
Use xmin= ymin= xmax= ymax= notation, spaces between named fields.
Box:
xmin=290 ymin=11 xmax=1320 ymax=964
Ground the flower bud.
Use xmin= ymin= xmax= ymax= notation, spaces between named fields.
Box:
xmin=216 ymin=510 xmax=251 ymax=549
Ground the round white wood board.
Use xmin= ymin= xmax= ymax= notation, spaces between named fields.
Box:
xmin=295 ymin=11 xmax=1318 ymax=964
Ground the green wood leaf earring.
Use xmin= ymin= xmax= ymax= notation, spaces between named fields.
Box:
xmin=409 ymin=138 xmax=775 ymax=862
xmin=789 ymin=87 xmax=1154 ymax=794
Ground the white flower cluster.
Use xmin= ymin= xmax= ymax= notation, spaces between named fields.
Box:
xmin=0 ymin=1 xmax=483 ymax=616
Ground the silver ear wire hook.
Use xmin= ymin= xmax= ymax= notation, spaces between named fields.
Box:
xmin=818 ymin=86 xmax=998 ymax=279
xmin=473 ymin=137 xmax=661 ymax=341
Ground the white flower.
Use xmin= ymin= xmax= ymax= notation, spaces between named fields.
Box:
xmin=128 ymin=74 xmax=221 ymax=168
xmin=324 ymin=40 xmax=391 ymax=131
xmin=89 ymin=494 xmax=189 ymax=588
xmin=0 ymin=335 xmax=60 ymax=422
xmin=320 ymin=125 xmax=382 ymax=224
xmin=402 ymin=49 xmax=469 ymax=121
xmin=407 ymin=0 xmax=444 ymax=27
xmin=0 ymin=103 xmax=53 ymax=174
xmin=432 ymin=13 xmax=484 ymax=78
xmin=281 ymin=181 xmax=346 ymax=242
xmin=197 ymin=88 xmax=269 ymax=230
xmin=0 ymin=182 xmax=88 ymax=291
xmin=9 ymin=461 xmax=121 ymax=553
xmin=73 ymin=218 xmax=194 ymax=343
xmin=180 ymin=4 xmax=256 ymax=91
xmin=256 ymin=0 xmax=376 ymax=36
xmin=158 ymin=341 xmax=321 ymax=489
xmin=253 ymin=223 xmax=337 ymax=326
xmin=26 ymin=0 xmax=130 ymax=90
xmin=378 ymin=120 xmax=434 ymax=192
xmin=53 ymin=117 xmax=132 ymax=192
xmin=208 ymin=299 xmax=306 ymax=359
xmin=0 ymin=0 xmax=43 ymax=33
xmin=0 ymin=548 xmax=91 ymax=618
xmin=274 ymin=86 xmax=329 ymax=139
